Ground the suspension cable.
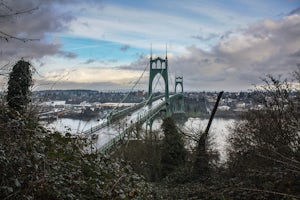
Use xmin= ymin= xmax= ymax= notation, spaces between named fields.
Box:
xmin=145 ymin=67 xmax=164 ymax=105
xmin=153 ymin=67 xmax=165 ymax=93
xmin=169 ymin=72 xmax=174 ymax=93
xmin=108 ymin=62 xmax=149 ymax=115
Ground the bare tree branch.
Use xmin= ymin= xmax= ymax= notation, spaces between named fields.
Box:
xmin=0 ymin=30 xmax=39 ymax=42
xmin=0 ymin=2 xmax=13 ymax=12
xmin=0 ymin=2 xmax=39 ymax=42
xmin=238 ymin=187 xmax=300 ymax=199
xmin=0 ymin=7 xmax=38 ymax=18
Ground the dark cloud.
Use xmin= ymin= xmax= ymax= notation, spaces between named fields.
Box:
xmin=288 ymin=7 xmax=300 ymax=15
xmin=0 ymin=0 xmax=80 ymax=62
xmin=120 ymin=44 xmax=130 ymax=52
xmin=290 ymin=49 xmax=300 ymax=57
xmin=191 ymin=33 xmax=219 ymax=42
xmin=96 ymin=59 xmax=118 ymax=65
xmin=59 ymin=51 xmax=77 ymax=59
xmin=117 ymin=55 xmax=148 ymax=70
xmin=219 ymin=31 xmax=233 ymax=40
xmin=82 ymin=59 xmax=95 ymax=64
xmin=177 ymin=13 xmax=300 ymax=91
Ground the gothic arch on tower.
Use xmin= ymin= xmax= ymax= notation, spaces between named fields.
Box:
xmin=147 ymin=55 xmax=170 ymax=108
xmin=175 ymin=76 xmax=183 ymax=94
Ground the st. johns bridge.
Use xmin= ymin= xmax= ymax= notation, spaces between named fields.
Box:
xmin=83 ymin=53 xmax=185 ymax=153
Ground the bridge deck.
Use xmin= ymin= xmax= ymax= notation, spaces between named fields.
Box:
xmin=84 ymin=94 xmax=180 ymax=153
xmin=84 ymin=98 xmax=165 ymax=151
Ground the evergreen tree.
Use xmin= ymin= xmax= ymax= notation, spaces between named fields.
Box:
xmin=160 ymin=117 xmax=186 ymax=177
xmin=6 ymin=60 xmax=32 ymax=115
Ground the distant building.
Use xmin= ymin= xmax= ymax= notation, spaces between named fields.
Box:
xmin=219 ymin=105 xmax=231 ymax=111
xmin=40 ymin=100 xmax=66 ymax=107
xmin=236 ymin=103 xmax=246 ymax=109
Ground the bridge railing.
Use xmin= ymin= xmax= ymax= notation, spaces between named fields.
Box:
xmin=81 ymin=102 xmax=144 ymax=135
xmin=99 ymin=98 xmax=167 ymax=153
xmin=82 ymin=95 xmax=165 ymax=135
xmin=85 ymin=94 xmax=181 ymax=153
xmin=110 ymin=94 xmax=164 ymax=120
xmin=81 ymin=119 xmax=108 ymax=135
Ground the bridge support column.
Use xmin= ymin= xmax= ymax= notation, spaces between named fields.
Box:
xmin=147 ymin=53 xmax=171 ymax=117
xmin=146 ymin=119 xmax=153 ymax=135
xmin=174 ymin=76 xmax=185 ymax=113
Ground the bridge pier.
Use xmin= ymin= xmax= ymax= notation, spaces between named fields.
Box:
xmin=146 ymin=119 xmax=153 ymax=135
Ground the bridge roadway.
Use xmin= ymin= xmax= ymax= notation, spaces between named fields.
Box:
xmin=84 ymin=94 xmax=180 ymax=153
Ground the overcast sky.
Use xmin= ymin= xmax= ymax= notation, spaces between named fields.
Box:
xmin=1 ymin=0 xmax=300 ymax=92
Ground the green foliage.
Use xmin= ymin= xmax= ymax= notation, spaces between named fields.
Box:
xmin=193 ymin=133 xmax=210 ymax=177
xmin=112 ymin=138 xmax=162 ymax=182
xmin=0 ymin=61 xmax=153 ymax=199
xmin=113 ymin=118 xmax=188 ymax=182
xmin=6 ymin=60 xmax=32 ymax=115
xmin=160 ymin=117 xmax=186 ymax=178
xmin=0 ymin=121 xmax=153 ymax=199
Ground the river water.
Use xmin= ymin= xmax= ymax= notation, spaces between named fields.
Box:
xmin=44 ymin=117 xmax=235 ymax=161
xmin=182 ymin=118 xmax=236 ymax=162
xmin=44 ymin=118 xmax=103 ymax=134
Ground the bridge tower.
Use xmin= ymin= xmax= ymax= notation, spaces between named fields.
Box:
xmin=174 ymin=76 xmax=185 ymax=113
xmin=175 ymin=76 xmax=183 ymax=94
xmin=147 ymin=51 xmax=170 ymax=116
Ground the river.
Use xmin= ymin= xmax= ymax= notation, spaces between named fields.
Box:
xmin=44 ymin=117 xmax=236 ymax=162
xmin=182 ymin=118 xmax=236 ymax=162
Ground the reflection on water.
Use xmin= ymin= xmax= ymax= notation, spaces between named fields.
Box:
xmin=183 ymin=118 xmax=236 ymax=162
xmin=45 ymin=117 xmax=235 ymax=161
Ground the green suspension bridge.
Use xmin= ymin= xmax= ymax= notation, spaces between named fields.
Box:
xmin=84 ymin=53 xmax=184 ymax=153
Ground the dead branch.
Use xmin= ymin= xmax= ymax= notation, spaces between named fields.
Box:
xmin=0 ymin=7 xmax=38 ymax=18
xmin=0 ymin=30 xmax=39 ymax=42
xmin=238 ymin=187 xmax=300 ymax=199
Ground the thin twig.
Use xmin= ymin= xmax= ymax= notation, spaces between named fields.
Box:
xmin=0 ymin=30 xmax=39 ymax=42
xmin=238 ymin=187 xmax=300 ymax=199
xmin=0 ymin=7 xmax=38 ymax=18
xmin=257 ymin=153 xmax=300 ymax=171
xmin=109 ymin=174 xmax=125 ymax=193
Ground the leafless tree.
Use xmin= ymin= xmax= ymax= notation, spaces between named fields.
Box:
xmin=226 ymin=68 xmax=300 ymax=198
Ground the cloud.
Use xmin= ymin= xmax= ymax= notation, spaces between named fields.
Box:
xmin=215 ymin=14 xmax=300 ymax=70
xmin=0 ymin=0 xmax=79 ymax=62
xmin=82 ymin=59 xmax=95 ymax=64
xmin=34 ymin=80 xmax=125 ymax=91
xmin=191 ymin=33 xmax=219 ymax=42
xmin=68 ymin=3 xmax=230 ymax=53
xmin=120 ymin=13 xmax=300 ymax=91
xmin=176 ymin=15 xmax=300 ymax=90
xmin=2 ymin=1 xmax=298 ymax=92
xmin=58 ymin=51 xmax=77 ymax=59
xmin=289 ymin=6 xmax=300 ymax=15
xmin=34 ymin=7 xmax=300 ymax=92
xmin=120 ymin=44 xmax=130 ymax=52
xmin=40 ymin=67 xmax=144 ymax=85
